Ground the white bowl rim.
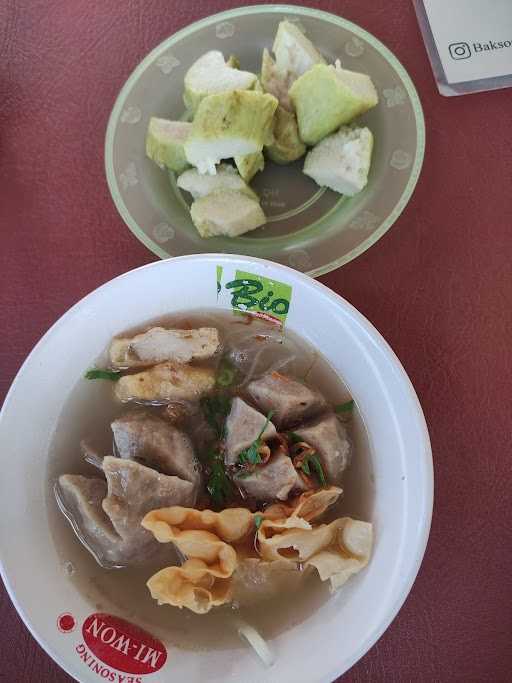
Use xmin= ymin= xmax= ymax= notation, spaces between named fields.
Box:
xmin=0 ymin=254 xmax=433 ymax=682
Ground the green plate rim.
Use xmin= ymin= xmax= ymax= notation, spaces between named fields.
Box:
xmin=104 ymin=3 xmax=426 ymax=277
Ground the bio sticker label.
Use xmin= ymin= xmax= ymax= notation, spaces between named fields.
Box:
xmin=216 ymin=265 xmax=292 ymax=325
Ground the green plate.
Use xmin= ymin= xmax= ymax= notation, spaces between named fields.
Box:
xmin=105 ymin=4 xmax=425 ymax=277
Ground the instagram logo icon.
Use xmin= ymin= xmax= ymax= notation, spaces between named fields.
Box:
xmin=449 ymin=42 xmax=471 ymax=59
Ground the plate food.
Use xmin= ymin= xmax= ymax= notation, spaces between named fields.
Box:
xmin=105 ymin=5 xmax=425 ymax=276
xmin=145 ymin=21 xmax=378 ymax=239
xmin=0 ymin=255 xmax=432 ymax=682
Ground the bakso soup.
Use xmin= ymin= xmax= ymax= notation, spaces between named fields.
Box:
xmin=53 ymin=311 xmax=372 ymax=658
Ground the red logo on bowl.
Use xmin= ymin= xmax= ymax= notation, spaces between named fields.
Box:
xmin=82 ymin=613 xmax=167 ymax=675
xmin=58 ymin=613 xmax=76 ymax=633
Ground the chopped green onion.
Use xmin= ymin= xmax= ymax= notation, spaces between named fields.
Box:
xmin=296 ymin=452 xmax=326 ymax=485
xmin=201 ymin=395 xmax=232 ymax=438
xmin=335 ymin=399 xmax=354 ymax=413
xmin=217 ymin=367 xmax=236 ymax=387
xmin=254 ymin=514 xmax=263 ymax=530
xmin=216 ymin=357 xmax=238 ymax=387
xmin=206 ymin=449 xmax=232 ymax=507
xmin=309 ymin=455 xmax=326 ymax=486
xmin=287 ymin=431 xmax=303 ymax=444
xmin=238 ymin=450 xmax=254 ymax=465
xmin=299 ymin=459 xmax=311 ymax=475
xmin=259 ymin=411 xmax=274 ymax=437
xmin=238 ymin=443 xmax=262 ymax=465
xmin=84 ymin=369 xmax=121 ymax=381
xmin=238 ymin=411 xmax=273 ymax=466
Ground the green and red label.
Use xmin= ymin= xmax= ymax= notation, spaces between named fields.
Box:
xmin=217 ymin=265 xmax=292 ymax=325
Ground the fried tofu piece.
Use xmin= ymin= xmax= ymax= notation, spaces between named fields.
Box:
xmin=110 ymin=327 xmax=220 ymax=369
xmin=115 ymin=362 xmax=215 ymax=403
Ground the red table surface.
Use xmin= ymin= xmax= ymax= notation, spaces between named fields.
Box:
xmin=1 ymin=1 xmax=511 ymax=681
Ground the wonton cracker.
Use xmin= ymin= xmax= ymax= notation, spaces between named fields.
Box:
xmin=143 ymin=487 xmax=372 ymax=613
xmin=142 ymin=506 xmax=255 ymax=613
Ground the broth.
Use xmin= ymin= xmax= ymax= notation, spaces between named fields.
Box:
xmin=46 ymin=310 xmax=373 ymax=651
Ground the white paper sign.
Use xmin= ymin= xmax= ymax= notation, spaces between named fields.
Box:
xmin=423 ymin=0 xmax=512 ymax=84
xmin=415 ymin=0 xmax=512 ymax=95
